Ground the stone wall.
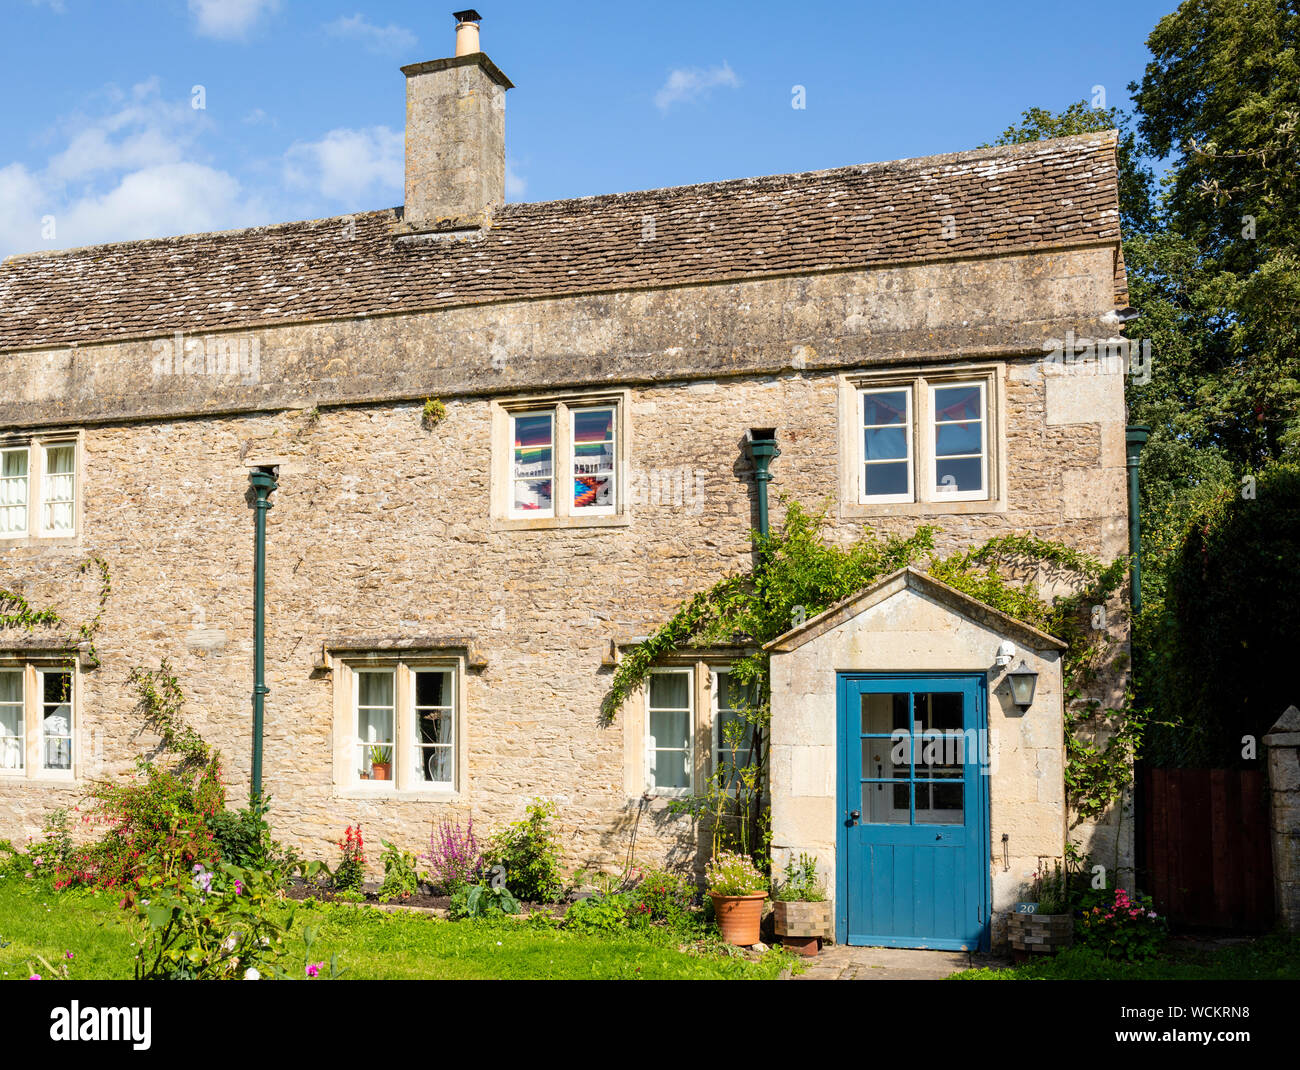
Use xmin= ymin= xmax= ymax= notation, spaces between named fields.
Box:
xmin=0 ymin=247 xmax=1131 ymax=879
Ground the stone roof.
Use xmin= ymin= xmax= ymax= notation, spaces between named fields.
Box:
xmin=0 ymin=132 xmax=1124 ymax=353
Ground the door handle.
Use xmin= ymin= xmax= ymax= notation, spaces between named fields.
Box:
xmin=848 ymin=810 xmax=861 ymax=826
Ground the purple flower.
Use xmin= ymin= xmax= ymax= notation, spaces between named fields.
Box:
xmin=306 ymin=962 xmax=323 ymax=978
xmin=234 ymin=879 xmax=243 ymax=895
xmin=64 ymin=951 xmax=73 ymax=960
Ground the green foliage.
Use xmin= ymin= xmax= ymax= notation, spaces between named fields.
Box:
xmin=484 ymin=799 xmax=564 ymax=903
xmin=627 ymin=868 xmax=696 ymax=927
xmin=705 ymin=851 xmax=767 ymax=897
xmin=332 ymin=825 xmax=366 ymax=894
xmin=0 ymin=555 xmax=111 ymax=668
xmin=563 ymin=893 xmax=631 ymax=934
xmin=126 ymin=660 xmax=213 ymax=767
xmin=1076 ymin=887 xmax=1168 ymax=962
xmin=377 ymin=840 xmax=419 ymax=901
xmin=208 ymin=794 xmax=301 ymax=875
xmin=774 ymin=853 xmax=826 ymax=903
xmin=422 ymin=398 xmax=448 ymax=427
xmin=1022 ymin=859 xmax=1070 ymax=915
xmin=449 ymin=882 xmax=520 ymax=919
xmin=1145 ymin=462 xmax=1300 ymax=764
xmin=125 ymin=856 xmax=331 ymax=980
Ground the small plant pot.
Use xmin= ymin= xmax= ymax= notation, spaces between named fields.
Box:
xmin=780 ymin=935 xmax=822 ymax=956
xmin=773 ymin=899 xmax=833 ymax=943
xmin=709 ymin=891 xmax=767 ymax=946
xmin=1007 ymin=911 xmax=1074 ymax=957
xmin=371 ymin=762 xmax=391 ymax=781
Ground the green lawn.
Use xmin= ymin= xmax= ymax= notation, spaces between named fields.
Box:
xmin=951 ymin=936 xmax=1300 ymax=980
xmin=0 ymin=873 xmax=792 ymax=980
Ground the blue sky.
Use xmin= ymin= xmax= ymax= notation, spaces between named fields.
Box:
xmin=1 ymin=0 xmax=1179 ymax=259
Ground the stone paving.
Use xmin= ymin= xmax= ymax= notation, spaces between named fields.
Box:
xmin=790 ymin=944 xmax=1009 ymax=980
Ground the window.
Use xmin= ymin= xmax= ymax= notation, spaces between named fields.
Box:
xmin=713 ymin=670 xmax=758 ymax=789
xmin=342 ymin=659 xmax=459 ymax=792
xmin=494 ymin=393 xmax=627 ymax=527
xmin=843 ymin=369 xmax=999 ymax=512
xmin=0 ymin=437 xmax=78 ymax=539
xmin=0 ymin=664 xmax=75 ymax=778
xmin=647 ymin=669 xmax=692 ymax=795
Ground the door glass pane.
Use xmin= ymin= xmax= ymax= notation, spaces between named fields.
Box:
xmin=860 ymin=692 xmax=908 ymax=735
xmin=915 ymin=782 xmax=964 ymax=824
xmin=862 ymin=738 xmax=909 ymax=781
xmin=915 ymin=692 xmax=963 ymax=731
xmin=863 ymin=781 xmax=910 ymax=823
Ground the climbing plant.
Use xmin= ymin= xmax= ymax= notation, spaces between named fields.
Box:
xmin=604 ymin=500 xmax=1140 ymax=864
xmin=0 ymin=554 xmax=111 ymax=667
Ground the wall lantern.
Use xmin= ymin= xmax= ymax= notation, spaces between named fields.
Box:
xmin=1007 ymin=660 xmax=1039 ymax=710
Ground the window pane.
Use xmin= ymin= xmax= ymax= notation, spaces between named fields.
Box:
xmin=42 ymin=671 xmax=72 ymax=771
xmin=935 ymin=457 xmax=984 ymax=494
xmin=421 ymin=747 xmax=453 ymax=784
xmin=916 ymin=782 xmax=964 ymax=824
xmin=862 ymin=781 xmax=910 ymax=823
xmin=864 ymin=426 xmax=907 ymax=461
xmin=42 ymin=445 xmax=75 ymax=533
xmin=862 ymin=738 xmax=910 ymax=779
xmin=650 ymin=748 xmax=689 ymax=789
xmin=650 ymin=709 xmax=690 ymax=751
xmin=0 ymin=670 xmax=22 ymax=771
xmin=861 ymin=692 xmax=909 ymax=735
xmin=935 ymin=420 xmax=982 ymax=457
xmin=862 ymin=390 xmax=907 ymax=426
xmin=573 ymin=407 xmax=615 ymax=510
xmin=0 ymin=450 xmax=29 ymax=536
xmin=863 ymin=462 xmax=908 ymax=497
xmin=649 ymin=672 xmax=690 ymax=710
xmin=415 ymin=670 xmax=448 ymax=709
xmin=513 ymin=478 xmax=554 ymax=513
xmin=934 ymin=386 xmax=982 ymax=422
xmin=357 ymin=672 xmax=394 ymax=708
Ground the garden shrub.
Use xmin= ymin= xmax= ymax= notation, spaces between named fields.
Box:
xmin=57 ymin=757 xmax=224 ymax=891
xmin=564 ymin=893 xmax=632 ymax=934
xmin=484 ymin=799 xmax=564 ymax=903
xmin=773 ymin=853 xmax=826 ymax=902
xmin=422 ymin=816 xmax=483 ymax=893
xmin=378 ymin=839 xmax=419 ymax=901
xmin=1076 ymin=887 xmax=1168 ymax=961
xmin=332 ymin=825 xmax=366 ymax=893
xmin=449 ymin=882 xmax=520 ymax=919
xmin=627 ymin=868 xmax=695 ymax=927
xmin=208 ymin=794 xmax=301 ymax=876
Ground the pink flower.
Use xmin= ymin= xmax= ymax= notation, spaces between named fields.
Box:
xmin=28 ymin=974 xmax=40 ymax=980
xmin=306 ymin=962 xmax=323 ymax=978
xmin=64 ymin=951 xmax=73 ymax=960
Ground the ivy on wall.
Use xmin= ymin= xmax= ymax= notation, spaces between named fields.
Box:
xmin=0 ymin=555 xmax=111 ymax=668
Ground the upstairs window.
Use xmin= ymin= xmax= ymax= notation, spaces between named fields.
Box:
xmin=931 ymin=381 xmax=987 ymax=501
xmin=0 ymin=437 xmax=78 ymax=539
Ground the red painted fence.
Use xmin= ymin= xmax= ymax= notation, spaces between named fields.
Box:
xmin=1140 ymin=767 xmax=1274 ymax=930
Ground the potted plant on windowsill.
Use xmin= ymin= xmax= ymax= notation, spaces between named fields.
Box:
xmin=772 ymin=853 xmax=831 ymax=956
xmin=706 ymin=851 xmax=769 ymax=947
xmin=1007 ymin=858 xmax=1074 ymax=959
xmin=369 ymin=745 xmax=392 ymax=781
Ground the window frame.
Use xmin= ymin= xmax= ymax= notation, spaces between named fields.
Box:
xmin=491 ymin=391 xmax=630 ymax=530
xmin=645 ymin=667 xmax=694 ymax=798
xmin=0 ymin=435 xmax=82 ymax=542
xmin=0 ymin=661 xmax=77 ymax=782
xmin=711 ymin=668 xmax=759 ymax=794
xmin=335 ymin=656 xmax=463 ymax=797
xmin=929 ymin=379 xmax=988 ymax=504
xmin=839 ymin=366 xmax=1004 ymax=517
xmin=857 ymin=385 xmax=915 ymax=505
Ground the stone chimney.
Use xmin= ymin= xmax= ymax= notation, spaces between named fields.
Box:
xmin=398 ymin=10 xmax=513 ymax=235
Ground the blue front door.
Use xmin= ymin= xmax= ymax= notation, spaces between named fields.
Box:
xmin=836 ymin=673 xmax=989 ymax=950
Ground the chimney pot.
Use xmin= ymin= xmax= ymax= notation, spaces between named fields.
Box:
xmin=454 ymin=9 xmax=482 ymax=56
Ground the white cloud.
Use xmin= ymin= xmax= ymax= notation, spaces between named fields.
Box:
xmin=283 ymin=126 xmax=404 ymax=205
xmin=506 ymin=159 xmax=526 ymax=200
xmin=325 ymin=13 xmax=417 ymax=56
xmin=0 ymin=163 xmax=46 ymax=259
xmin=188 ymin=0 xmax=279 ymax=41
xmin=654 ymin=61 xmax=741 ymax=111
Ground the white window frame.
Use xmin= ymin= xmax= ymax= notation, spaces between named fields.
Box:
xmin=338 ymin=657 xmax=461 ymax=795
xmin=0 ymin=446 xmax=30 ymax=538
xmin=646 ymin=667 xmax=694 ymax=798
xmin=858 ymin=385 xmax=915 ymax=505
xmin=711 ymin=668 xmax=758 ymax=793
xmin=929 ymin=379 xmax=988 ymax=503
xmin=492 ymin=392 xmax=629 ymax=530
xmin=0 ymin=662 xmax=76 ymax=781
xmin=0 ymin=436 xmax=80 ymax=541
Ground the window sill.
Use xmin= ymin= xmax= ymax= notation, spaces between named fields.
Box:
xmin=840 ymin=497 xmax=1005 ymax=519
xmin=0 ymin=774 xmax=79 ymax=787
xmin=492 ymin=513 xmax=632 ymax=532
xmin=334 ymin=787 xmax=461 ymax=803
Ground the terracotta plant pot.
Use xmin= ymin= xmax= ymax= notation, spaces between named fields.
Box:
xmin=371 ymin=762 xmax=391 ymax=781
xmin=709 ymin=891 xmax=767 ymax=946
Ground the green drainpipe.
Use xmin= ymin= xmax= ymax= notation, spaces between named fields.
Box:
xmin=745 ymin=428 xmax=781 ymax=539
xmin=1125 ymin=426 xmax=1149 ymax=615
xmin=249 ymin=465 xmax=278 ymax=803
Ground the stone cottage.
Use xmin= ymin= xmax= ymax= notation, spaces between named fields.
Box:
xmin=0 ymin=13 xmax=1133 ymax=949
